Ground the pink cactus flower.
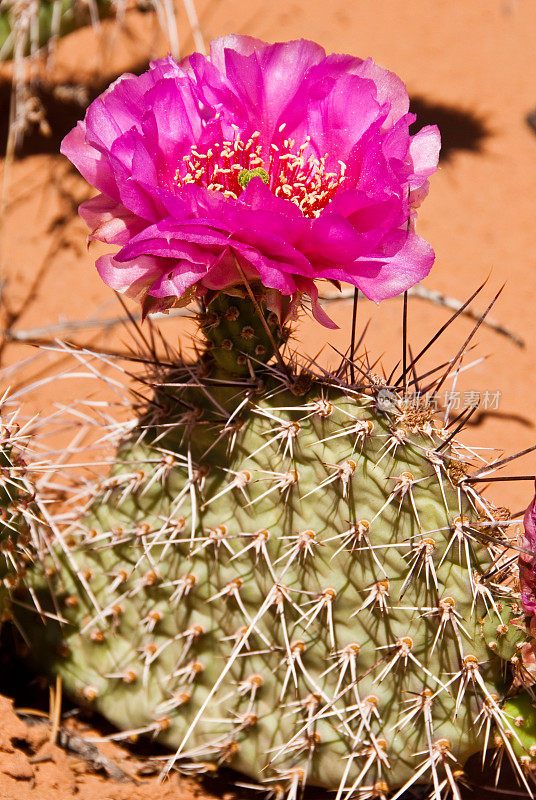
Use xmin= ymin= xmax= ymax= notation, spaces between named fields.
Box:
xmin=62 ymin=35 xmax=440 ymax=323
xmin=519 ymin=482 xmax=536 ymax=614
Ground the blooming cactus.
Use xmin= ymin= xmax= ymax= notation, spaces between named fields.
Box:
xmin=20 ymin=34 xmax=536 ymax=800
xmin=62 ymin=36 xmax=440 ymax=322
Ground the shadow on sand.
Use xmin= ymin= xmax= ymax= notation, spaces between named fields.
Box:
xmin=410 ymin=95 xmax=491 ymax=162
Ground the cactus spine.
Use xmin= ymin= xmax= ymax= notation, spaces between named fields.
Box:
xmin=21 ymin=292 xmax=531 ymax=799
xmin=0 ymin=398 xmax=37 ymax=627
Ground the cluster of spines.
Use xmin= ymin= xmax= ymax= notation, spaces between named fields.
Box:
xmin=0 ymin=396 xmax=40 ymax=621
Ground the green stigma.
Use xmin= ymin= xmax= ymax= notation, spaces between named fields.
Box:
xmin=237 ymin=167 xmax=269 ymax=189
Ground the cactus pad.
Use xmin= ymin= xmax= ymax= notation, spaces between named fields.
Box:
xmin=23 ymin=362 xmax=524 ymax=797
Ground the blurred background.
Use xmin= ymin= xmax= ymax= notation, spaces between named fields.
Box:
xmin=1 ymin=0 xmax=536 ymax=514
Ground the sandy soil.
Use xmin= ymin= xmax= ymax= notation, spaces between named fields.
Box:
xmin=1 ymin=0 xmax=536 ymax=796
xmin=0 ymin=691 xmax=234 ymax=800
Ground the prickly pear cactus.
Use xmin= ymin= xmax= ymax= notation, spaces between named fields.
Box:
xmin=0 ymin=405 xmax=34 ymax=627
xmin=19 ymin=31 xmax=534 ymax=796
xmin=22 ymin=296 xmax=527 ymax=799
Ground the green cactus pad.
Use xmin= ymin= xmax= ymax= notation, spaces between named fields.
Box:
xmin=198 ymin=292 xmax=289 ymax=375
xmin=22 ymin=365 xmax=523 ymax=797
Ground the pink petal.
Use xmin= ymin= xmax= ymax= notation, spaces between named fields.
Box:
xmin=61 ymin=123 xmax=119 ymax=200
xmin=79 ymin=195 xmax=145 ymax=245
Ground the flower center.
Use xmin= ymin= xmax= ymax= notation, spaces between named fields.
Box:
xmin=174 ymin=127 xmax=347 ymax=218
